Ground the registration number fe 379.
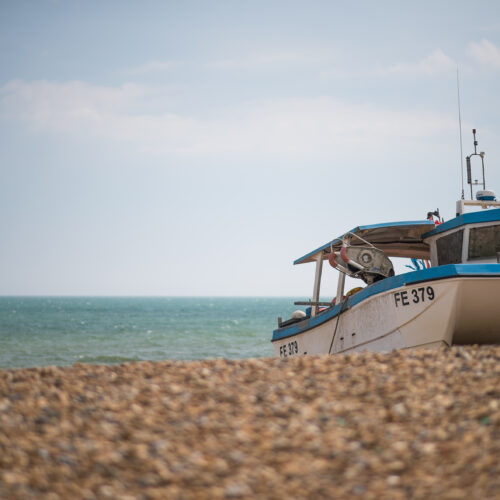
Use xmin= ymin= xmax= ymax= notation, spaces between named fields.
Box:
xmin=279 ymin=340 xmax=298 ymax=358
xmin=394 ymin=286 xmax=435 ymax=307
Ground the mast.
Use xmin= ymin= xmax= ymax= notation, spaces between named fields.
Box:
xmin=456 ymin=129 xmax=499 ymax=215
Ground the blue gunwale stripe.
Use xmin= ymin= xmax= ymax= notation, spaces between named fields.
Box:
xmin=272 ymin=264 xmax=500 ymax=342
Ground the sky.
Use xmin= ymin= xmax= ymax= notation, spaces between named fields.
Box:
xmin=1 ymin=0 xmax=500 ymax=296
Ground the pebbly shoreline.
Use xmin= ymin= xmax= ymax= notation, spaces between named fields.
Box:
xmin=1 ymin=346 xmax=500 ymax=499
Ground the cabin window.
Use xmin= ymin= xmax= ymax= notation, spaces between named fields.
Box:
xmin=436 ymin=230 xmax=463 ymax=265
xmin=468 ymin=225 xmax=500 ymax=260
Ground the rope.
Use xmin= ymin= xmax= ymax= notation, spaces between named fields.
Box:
xmin=328 ymin=297 xmax=349 ymax=354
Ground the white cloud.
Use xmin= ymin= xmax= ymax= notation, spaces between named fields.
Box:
xmin=1 ymin=79 xmax=149 ymax=119
xmin=386 ymin=49 xmax=456 ymax=75
xmin=467 ymin=39 xmax=500 ymax=69
xmin=1 ymin=79 xmax=456 ymax=159
xmin=479 ymin=23 xmax=500 ymax=33
xmin=124 ymin=60 xmax=183 ymax=75
xmin=124 ymin=50 xmax=324 ymax=74
xmin=204 ymin=50 xmax=313 ymax=69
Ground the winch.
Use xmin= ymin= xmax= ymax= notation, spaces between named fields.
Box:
xmin=329 ymin=244 xmax=394 ymax=285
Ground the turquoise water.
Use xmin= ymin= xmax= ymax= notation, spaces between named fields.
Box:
xmin=0 ymin=297 xmax=298 ymax=369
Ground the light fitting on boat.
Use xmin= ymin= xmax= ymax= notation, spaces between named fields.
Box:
xmin=476 ymin=190 xmax=497 ymax=201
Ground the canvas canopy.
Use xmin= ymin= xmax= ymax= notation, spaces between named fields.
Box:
xmin=294 ymin=220 xmax=435 ymax=265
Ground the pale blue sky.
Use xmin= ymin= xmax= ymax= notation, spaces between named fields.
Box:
xmin=1 ymin=0 xmax=500 ymax=296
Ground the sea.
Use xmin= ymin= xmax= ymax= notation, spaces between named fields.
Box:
xmin=0 ymin=297 xmax=299 ymax=369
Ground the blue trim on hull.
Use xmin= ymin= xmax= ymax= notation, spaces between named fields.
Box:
xmin=423 ymin=208 xmax=500 ymax=238
xmin=272 ymin=264 xmax=500 ymax=342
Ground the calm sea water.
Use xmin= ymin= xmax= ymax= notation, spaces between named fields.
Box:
xmin=0 ymin=297 xmax=299 ymax=369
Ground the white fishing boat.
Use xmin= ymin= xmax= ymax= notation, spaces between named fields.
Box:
xmin=272 ymin=129 xmax=500 ymax=357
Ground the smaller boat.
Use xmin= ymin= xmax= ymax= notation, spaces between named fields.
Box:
xmin=272 ymin=129 xmax=500 ymax=357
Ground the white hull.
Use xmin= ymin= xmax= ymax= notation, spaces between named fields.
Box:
xmin=273 ymin=277 xmax=500 ymax=358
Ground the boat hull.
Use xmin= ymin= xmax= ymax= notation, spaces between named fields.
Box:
xmin=272 ymin=272 xmax=500 ymax=358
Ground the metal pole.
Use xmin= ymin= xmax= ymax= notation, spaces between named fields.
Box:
xmin=481 ymin=156 xmax=486 ymax=189
xmin=457 ymin=68 xmax=465 ymax=200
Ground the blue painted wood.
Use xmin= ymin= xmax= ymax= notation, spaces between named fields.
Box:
xmin=423 ymin=208 xmax=500 ymax=238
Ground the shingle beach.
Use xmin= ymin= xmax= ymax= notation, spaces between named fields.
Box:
xmin=1 ymin=346 xmax=500 ymax=499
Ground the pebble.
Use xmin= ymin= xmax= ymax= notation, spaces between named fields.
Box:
xmin=0 ymin=346 xmax=500 ymax=498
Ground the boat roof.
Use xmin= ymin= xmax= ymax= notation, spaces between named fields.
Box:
xmin=423 ymin=207 xmax=500 ymax=238
xmin=294 ymin=220 xmax=435 ymax=265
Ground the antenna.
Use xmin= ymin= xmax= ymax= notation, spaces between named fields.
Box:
xmin=466 ymin=129 xmax=487 ymax=199
xmin=457 ymin=67 xmax=465 ymax=200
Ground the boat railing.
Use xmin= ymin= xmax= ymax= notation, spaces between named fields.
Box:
xmin=456 ymin=199 xmax=500 ymax=216
xmin=294 ymin=301 xmax=333 ymax=307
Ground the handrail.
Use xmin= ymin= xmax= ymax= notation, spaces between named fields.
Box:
xmin=294 ymin=301 xmax=332 ymax=306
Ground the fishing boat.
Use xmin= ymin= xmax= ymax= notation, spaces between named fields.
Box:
xmin=272 ymin=129 xmax=500 ymax=357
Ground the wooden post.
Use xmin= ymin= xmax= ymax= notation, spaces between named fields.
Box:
xmin=335 ymin=236 xmax=349 ymax=304
xmin=461 ymin=227 xmax=470 ymax=263
xmin=311 ymin=253 xmax=323 ymax=317
xmin=336 ymin=271 xmax=345 ymax=305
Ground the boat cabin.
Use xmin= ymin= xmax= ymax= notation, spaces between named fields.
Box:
xmin=425 ymin=208 xmax=500 ymax=266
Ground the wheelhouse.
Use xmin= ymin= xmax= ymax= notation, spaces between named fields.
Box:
xmin=424 ymin=208 xmax=500 ymax=266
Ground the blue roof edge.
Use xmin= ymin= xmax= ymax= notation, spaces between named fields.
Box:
xmin=423 ymin=208 xmax=500 ymax=238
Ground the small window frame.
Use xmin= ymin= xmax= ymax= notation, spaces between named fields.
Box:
xmin=435 ymin=229 xmax=464 ymax=265
xmin=468 ymin=223 xmax=500 ymax=261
